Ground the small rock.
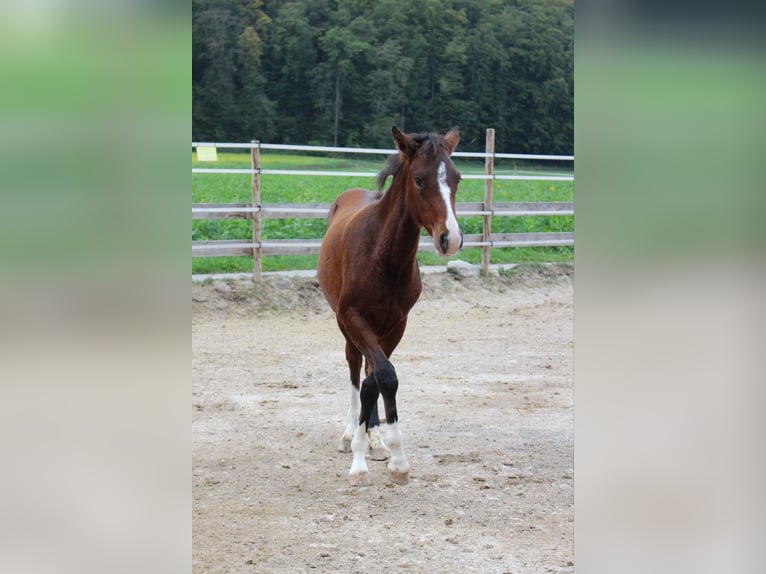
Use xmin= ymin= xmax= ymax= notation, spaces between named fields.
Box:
xmin=268 ymin=276 xmax=293 ymax=289
xmin=212 ymin=280 xmax=232 ymax=294
xmin=447 ymin=260 xmax=480 ymax=278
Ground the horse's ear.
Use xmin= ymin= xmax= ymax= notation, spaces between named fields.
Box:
xmin=444 ymin=127 xmax=460 ymax=155
xmin=392 ymin=126 xmax=417 ymax=157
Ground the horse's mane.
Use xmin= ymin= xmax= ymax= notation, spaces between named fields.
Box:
xmin=376 ymin=133 xmax=444 ymax=191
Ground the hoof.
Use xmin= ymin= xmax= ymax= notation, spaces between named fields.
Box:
xmin=338 ymin=437 xmax=351 ymax=453
xmin=368 ymin=446 xmax=390 ymax=461
xmin=348 ymin=471 xmax=371 ymax=487
xmin=388 ymin=470 xmax=410 ymax=485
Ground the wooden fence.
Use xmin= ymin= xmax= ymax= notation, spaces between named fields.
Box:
xmin=192 ymin=129 xmax=573 ymax=280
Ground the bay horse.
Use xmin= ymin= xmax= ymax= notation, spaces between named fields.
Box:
xmin=317 ymin=126 xmax=462 ymax=486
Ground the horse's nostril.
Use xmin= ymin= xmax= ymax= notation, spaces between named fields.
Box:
xmin=439 ymin=232 xmax=450 ymax=254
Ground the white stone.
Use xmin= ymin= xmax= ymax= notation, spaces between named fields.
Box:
xmin=447 ymin=260 xmax=480 ymax=278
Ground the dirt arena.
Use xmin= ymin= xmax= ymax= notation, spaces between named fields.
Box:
xmin=192 ymin=264 xmax=573 ymax=573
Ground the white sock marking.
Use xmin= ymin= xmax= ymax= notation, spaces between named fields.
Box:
xmin=345 ymin=385 xmax=361 ymax=438
xmin=385 ymin=422 xmax=409 ymax=475
xmin=367 ymin=425 xmax=387 ymax=452
xmin=349 ymin=423 xmax=369 ymax=476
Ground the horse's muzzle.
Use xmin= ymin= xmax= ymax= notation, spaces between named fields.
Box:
xmin=437 ymin=230 xmax=462 ymax=257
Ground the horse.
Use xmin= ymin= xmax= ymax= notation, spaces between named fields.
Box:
xmin=317 ymin=126 xmax=463 ymax=486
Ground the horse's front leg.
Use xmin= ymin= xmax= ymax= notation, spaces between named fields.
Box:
xmin=363 ymin=359 xmax=390 ymax=461
xmin=348 ymin=370 xmax=383 ymax=486
xmin=375 ymin=360 xmax=410 ymax=485
xmin=352 ymin=358 xmax=409 ymax=486
xmin=339 ymin=341 xmax=389 ymax=461
xmin=340 ymin=309 xmax=405 ymax=486
xmin=339 ymin=386 xmax=388 ymax=460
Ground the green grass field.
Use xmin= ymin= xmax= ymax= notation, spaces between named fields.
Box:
xmin=192 ymin=151 xmax=573 ymax=274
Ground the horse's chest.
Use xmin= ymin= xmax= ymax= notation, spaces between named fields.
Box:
xmin=368 ymin=283 xmax=420 ymax=329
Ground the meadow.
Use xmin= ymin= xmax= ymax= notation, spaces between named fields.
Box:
xmin=192 ymin=151 xmax=573 ymax=274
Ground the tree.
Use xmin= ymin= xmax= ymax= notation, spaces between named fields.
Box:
xmin=192 ymin=0 xmax=574 ymax=153
xmin=316 ymin=22 xmax=372 ymax=145
xmin=235 ymin=25 xmax=275 ymax=140
xmin=193 ymin=0 xmax=275 ymax=141
xmin=262 ymin=1 xmax=321 ymax=142
xmin=192 ymin=0 xmax=240 ymax=141
xmin=365 ymin=40 xmax=414 ymax=144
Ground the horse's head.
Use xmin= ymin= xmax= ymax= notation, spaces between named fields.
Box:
xmin=389 ymin=126 xmax=463 ymax=257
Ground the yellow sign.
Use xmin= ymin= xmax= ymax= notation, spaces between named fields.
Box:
xmin=196 ymin=145 xmax=218 ymax=162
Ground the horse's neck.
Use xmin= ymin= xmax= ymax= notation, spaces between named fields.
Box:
xmin=374 ymin=176 xmax=421 ymax=267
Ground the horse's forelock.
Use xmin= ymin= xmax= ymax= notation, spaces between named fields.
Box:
xmin=411 ymin=133 xmax=442 ymax=159
xmin=377 ymin=133 xmax=449 ymax=190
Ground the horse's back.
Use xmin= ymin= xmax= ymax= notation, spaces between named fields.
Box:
xmin=326 ymin=188 xmax=380 ymax=227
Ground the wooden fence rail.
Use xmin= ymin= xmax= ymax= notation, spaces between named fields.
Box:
xmin=192 ymin=129 xmax=573 ymax=280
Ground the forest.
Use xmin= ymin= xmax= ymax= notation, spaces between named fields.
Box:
xmin=192 ymin=0 xmax=573 ymax=154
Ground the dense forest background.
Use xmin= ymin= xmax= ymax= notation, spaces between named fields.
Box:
xmin=192 ymin=0 xmax=573 ymax=154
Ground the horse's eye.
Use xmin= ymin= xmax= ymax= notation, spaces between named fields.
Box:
xmin=413 ymin=176 xmax=424 ymax=189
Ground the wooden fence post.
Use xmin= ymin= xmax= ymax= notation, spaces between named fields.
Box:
xmin=482 ymin=128 xmax=495 ymax=275
xmin=251 ymin=140 xmax=262 ymax=281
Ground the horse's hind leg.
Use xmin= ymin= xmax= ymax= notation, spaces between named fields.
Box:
xmin=339 ymin=340 xmax=362 ymax=453
xmin=339 ymin=382 xmax=360 ymax=453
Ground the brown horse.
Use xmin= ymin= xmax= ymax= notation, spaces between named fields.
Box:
xmin=317 ymin=127 xmax=462 ymax=486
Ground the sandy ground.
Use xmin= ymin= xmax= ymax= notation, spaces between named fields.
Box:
xmin=192 ymin=264 xmax=573 ymax=573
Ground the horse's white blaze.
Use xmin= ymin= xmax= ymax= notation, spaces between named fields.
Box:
xmin=437 ymin=161 xmax=461 ymax=255
xmin=385 ymin=422 xmax=409 ymax=475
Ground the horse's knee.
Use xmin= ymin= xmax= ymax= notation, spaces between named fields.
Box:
xmin=359 ymin=376 xmax=380 ymax=428
xmin=375 ymin=362 xmax=398 ymax=397
xmin=375 ymin=362 xmax=399 ymax=424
